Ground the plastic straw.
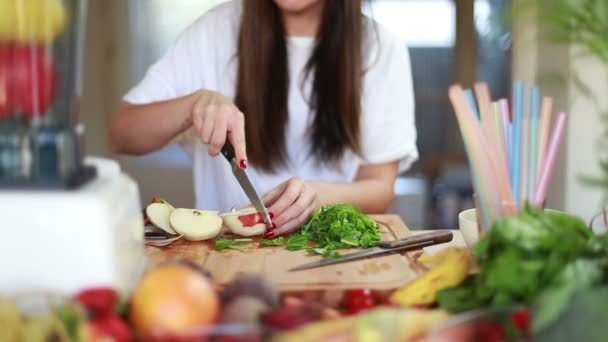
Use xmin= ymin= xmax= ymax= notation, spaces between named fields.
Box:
xmin=475 ymin=83 xmax=515 ymax=210
xmin=537 ymin=97 xmax=554 ymax=179
xmin=449 ymin=85 xmax=500 ymax=230
xmin=511 ymin=81 xmax=525 ymax=205
xmin=521 ymin=115 xmax=529 ymax=204
xmin=534 ymin=112 xmax=568 ymax=206
xmin=493 ymin=102 xmax=505 ymax=159
xmin=465 ymin=88 xmax=480 ymax=118
xmin=528 ymin=86 xmax=540 ymax=201
xmin=499 ymin=99 xmax=511 ymax=160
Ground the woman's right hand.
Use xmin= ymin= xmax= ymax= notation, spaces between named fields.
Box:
xmin=190 ymin=90 xmax=248 ymax=168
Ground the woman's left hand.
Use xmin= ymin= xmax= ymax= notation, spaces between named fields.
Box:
xmin=261 ymin=177 xmax=320 ymax=238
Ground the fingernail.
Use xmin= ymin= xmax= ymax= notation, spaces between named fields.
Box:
xmin=239 ymin=159 xmax=248 ymax=169
xmin=264 ymin=231 xmax=275 ymax=239
xmin=269 ymin=212 xmax=275 ymax=219
xmin=269 ymin=222 xmax=277 ymax=230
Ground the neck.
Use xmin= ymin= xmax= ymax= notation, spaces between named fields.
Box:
xmin=281 ymin=3 xmax=324 ymax=37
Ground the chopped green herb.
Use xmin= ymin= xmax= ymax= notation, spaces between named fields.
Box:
xmin=260 ymin=237 xmax=286 ymax=247
xmin=298 ymin=204 xmax=381 ymax=257
xmin=215 ymin=238 xmax=253 ymax=251
xmin=287 ymin=234 xmax=309 ymax=251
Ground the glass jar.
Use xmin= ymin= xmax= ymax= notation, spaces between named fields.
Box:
xmin=0 ymin=0 xmax=95 ymax=188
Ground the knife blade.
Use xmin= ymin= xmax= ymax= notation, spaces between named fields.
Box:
xmin=221 ymin=142 xmax=272 ymax=227
xmin=288 ymin=231 xmax=453 ymax=272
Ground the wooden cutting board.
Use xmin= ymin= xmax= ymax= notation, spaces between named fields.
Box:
xmin=145 ymin=215 xmax=431 ymax=291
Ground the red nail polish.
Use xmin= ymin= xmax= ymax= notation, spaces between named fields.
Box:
xmin=269 ymin=212 xmax=275 ymax=219
xmin=264 ymin=231 xmax=275 ymax=239
xmin=271 ymin=222 xmax=277 ymax=229
xmin=239 ymin=159 xmax=248 ymax=169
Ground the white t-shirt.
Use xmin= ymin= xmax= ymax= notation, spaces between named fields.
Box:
xmin=124 ymin=0 xmax=418 ymax=211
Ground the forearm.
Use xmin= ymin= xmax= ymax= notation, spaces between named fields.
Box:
xmin=109 ymin=93 xmax=196 ymax=155
xmin=310 ymin=179 xmax=395 ymax=214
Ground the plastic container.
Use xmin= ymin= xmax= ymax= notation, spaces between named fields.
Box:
xmin=0 ymin=0 xmax=95 ymax=188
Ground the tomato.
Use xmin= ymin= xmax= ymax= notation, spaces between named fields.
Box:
xmin=511 ymin=308 xmax=531 ymax=335
xmin=0 ymin=43 xmax=57 ymax=118
xmin=344 ymin=289 xmax=376 ymax=314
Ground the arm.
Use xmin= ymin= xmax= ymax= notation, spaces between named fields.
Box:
xmin=262 ymin=161 xmax=398 ymax=237
xmin=310 ymin=161 xmax=399 ymax=213
xmin=108 ymin=90 xmax=248 ymax=163
xmin=109 ymin=94 xmax=195 ymax=155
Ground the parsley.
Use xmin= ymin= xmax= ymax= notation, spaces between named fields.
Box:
xmin=301 ymin=204 xmax=380 ymax=253
xmin=260 ymin=237 xmax=286 ymax=247
xmin=215 ymin=238 xmax=253 ymax=251
xmin=287 ymin=234 xmax=309 ymax=251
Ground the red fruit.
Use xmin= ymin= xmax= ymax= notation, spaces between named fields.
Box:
xmin=238 ymin=213 xmax=263 ymax=227
xmin=0 ymin=43 xmax=57 ymax=118
xmin=86 ymin=315 xmax=133 ymax=342
xmin=263 ymin=305 xmax=322 ymax=331
xmin=74 ymin=287 xmax=118 ymax=316
xmin=344 ymin=289 xmax=376 ymax=315
xmin=511 ymin=308 xmax=531 ymax=335
xmin=474 ymin=319 xmax=505 ymax=342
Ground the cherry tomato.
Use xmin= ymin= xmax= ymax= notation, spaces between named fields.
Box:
xmin=511 ymin=308 xmax=531 ymax=335
xmin=344 ymin=289 xmax=376 ymax=314
xmin=0 ymin=43 xmax=57 ymax=118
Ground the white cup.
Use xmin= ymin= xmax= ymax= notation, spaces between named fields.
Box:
xmin=458 ymin=208 xmax=479 ymax=248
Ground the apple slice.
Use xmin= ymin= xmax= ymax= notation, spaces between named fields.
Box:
xmin=146 ymin=203 xmax=177 ymax=235
xmin=170 ymin=209 xmax=222 ymax=241
xmin=151 ymin=197 xmax=175 ymax=211
xmin=221 ymin=208 xmax=267 ymax=237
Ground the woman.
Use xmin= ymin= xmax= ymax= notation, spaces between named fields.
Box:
xmin=110 ymin=0 xmax=417 ymax=238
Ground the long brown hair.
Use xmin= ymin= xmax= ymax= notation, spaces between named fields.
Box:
xmin=235 ymin=0 xmax=364 ymax=172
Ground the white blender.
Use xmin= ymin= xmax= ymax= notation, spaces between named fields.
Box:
xmin=0 ymin=0 xmax=145 ymax=294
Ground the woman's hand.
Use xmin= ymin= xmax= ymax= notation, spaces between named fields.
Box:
xmin=190 ymin=90 xmax=247 ymax=167
xmin=261 ymin=177 xmax=320 ymax=238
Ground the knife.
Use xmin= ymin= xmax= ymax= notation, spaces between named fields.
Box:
xmin=221 ymin=142 xmax=273 ymax=227
xmin=288 ymin=231 xmax=453 ymax=272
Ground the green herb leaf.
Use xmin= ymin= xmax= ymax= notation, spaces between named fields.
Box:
xmin=215 ymin=238 xmax=253 ymax=251
xmin=287 ymin=234 xmax=309 ymax=251
xmin=260 ymin=237 xmax=286 ymax=247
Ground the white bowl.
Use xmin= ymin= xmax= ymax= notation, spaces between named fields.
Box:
xmin=458 ymin=208 xmax=479 ymax=248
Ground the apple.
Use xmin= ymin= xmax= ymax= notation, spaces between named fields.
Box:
xmin=146 ymin=202 xmax=177 ymax=235
xmin=0 ymin=43 xmax=57 ymax=118
xmin=151 ymin=197 xmax=175 ymax=211
xmin=169 ymin=209 xmax=222 ymax=241
xmin=130 ymin=264 xmax=220 ymax=338
xmin=221 ymin=208 xmax=267 ymax=237
xmin=0 ymin=0 xmax=67 ymax=44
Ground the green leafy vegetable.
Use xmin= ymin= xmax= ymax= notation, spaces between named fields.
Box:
xmin=287 ymin=234 xmax=309 ymax=251
xmin=436 ymin=204 xmax=608 ymax=334
xmin=298 ymin=204 xmax=381 ymax=256
xmin=260 ymin=237 xmax=286 ymax=247
xmin=215 ymin=238 xmax=253 ymax=251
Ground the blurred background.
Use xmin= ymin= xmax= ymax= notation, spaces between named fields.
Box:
xmin=82 ymin=0 xmax=606 ymax=230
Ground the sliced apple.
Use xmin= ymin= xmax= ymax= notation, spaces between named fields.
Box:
xmin=151 ymin=197 xmax=175 ymax=211
xmin=170 ymin=209 xmax=222 ymax=241
xmin=146 ymin=203 xmax=176 ymax=235
xmin=221 ymin=208 xmax=267 ymax=237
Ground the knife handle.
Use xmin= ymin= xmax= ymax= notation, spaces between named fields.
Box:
xmin=378 ymin=231 xmax=453 ymax=249
xmin=221 ymin=142 xmax=236 ymax=162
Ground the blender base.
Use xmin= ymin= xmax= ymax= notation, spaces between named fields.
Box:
xmin=0 ymin=157 xmax=146 ymax=295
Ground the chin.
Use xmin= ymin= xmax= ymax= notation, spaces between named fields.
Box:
xmin=273 ymin=0 xmax=324 ymax=13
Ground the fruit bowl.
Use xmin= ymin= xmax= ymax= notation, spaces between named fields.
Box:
xmin=426 ymin=306 xmax=532 ymax=342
